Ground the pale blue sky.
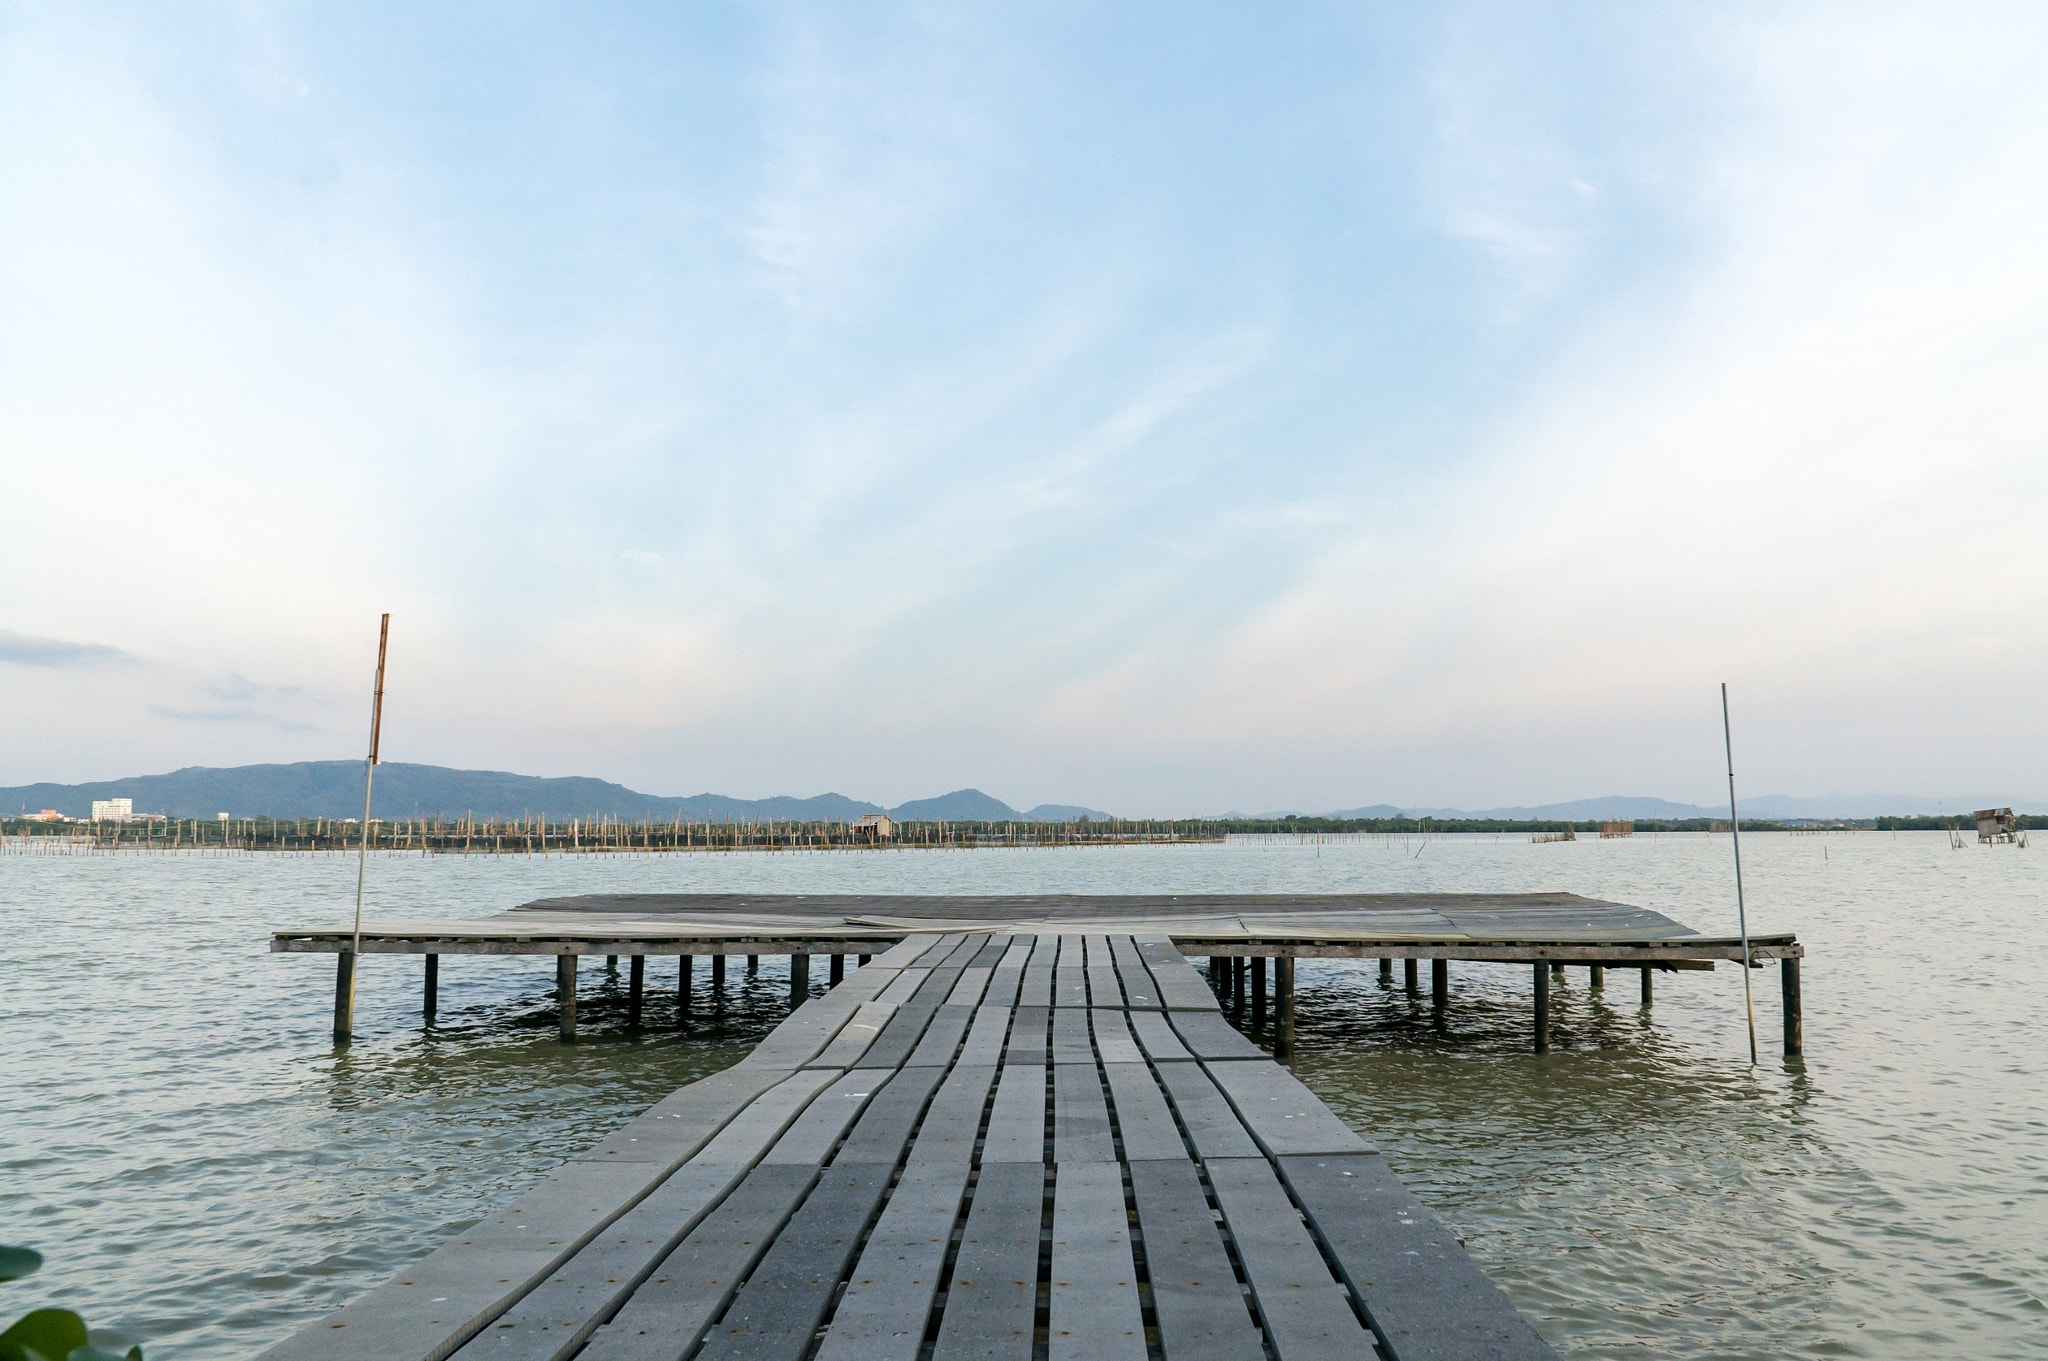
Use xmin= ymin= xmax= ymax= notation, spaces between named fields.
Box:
xmin=4 ymin=3 xmax=2046 ymax=813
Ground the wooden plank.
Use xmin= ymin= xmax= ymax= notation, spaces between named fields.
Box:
xmin=980 ymin=1064 xmax=1048 ymax=1164
xmin=969 ymin=936 xmax=1012 ymax=967
xmin=1107 ymin=936 xmax=1161 ymax=1009
xmin=834 ymin=1064 xmax=947 ymax=1165
xmin=981 ymin=962 xmax=1024 ymax=1009
xmin=1128 ymin=1009 xmax=1194 ymax=1063
xmin=904 ymin=1064 xmax=998 ymax=1167
xmin=1050 ymin=1006 xmax=1094 ymax=1065
xmin=1083 ymin=934 xmax=1123 ymax=1009
xmin=692 ymin=1162 xmax=896 ymax=1361
xmin=947 ymin=967 xmax=992 ymax=1006
xmin=1203 ymin=1060 xmax=1374 ymax=1157
xmin=805 ymin=1001 xmax=899 ymax=1068
xmin=813 ymin=1162 xmax=971 ymax=1361
xmin=1052 ymin=1062 xmax=1115 ymax=1163
xmin=907 ymin=1004 xmax=975 ymax=1067
xmin=1019 ymin=946 xmax=1054 ymax=1007
xmin=1153 ymin=1063 xmax=1261 ymax=1160
xmin=1137 ymin=938 xmax=1223 ymax=1011
xmin=577 ymin=1161 xmax=817 ymax=1361
xmin=1099 ymin=1063 xmax=1184 ymax=1162
xmin=930 ymin=1161 xmax=1045 ymax=1361
xmin=957 ymin=1006 xmax=1011 ymax=1066
xmin=1278 ymin=1154 xmax=1557 ymax=1361
xmin=759 ymin=1070 xmax=888 ymax=1166
xmin=691 ymin=1068 xmax=847 ymax=1165
xmin=1125 ymin=1158 xmax=1266 ymax=1361
xmin=857 ymin=997 xmax=945 ymax=1070
xmin=1054 ymin=932 xmax=1089 ymax=1008
xmin=1047 ymin=1162 xmax=1146 ymax=1361
xmin=1169 ymin=1010 xmax=1267 ymax=1062
xmin=1204 ymin=1156 xmax=1377 ymax=1361
xmin=1004 ymin=1006 xmax=1050 ymax=1066
xmin=1088 ymin=1009 xmax=1144 ymax=1066
xmin=876 ymin=969 xmax=932 ymax=1005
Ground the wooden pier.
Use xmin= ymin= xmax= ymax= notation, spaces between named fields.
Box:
xmin=262 ymin=929 xmax=1574 ymax=1361
xmin=273 ymin=892 xmax=1805 ymax=1057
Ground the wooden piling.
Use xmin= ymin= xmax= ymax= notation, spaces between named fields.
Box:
xmin=606 ymin=955 xmax=617 ymax=973
xmin=711 ymin=953 xmax=726 ymax=999
xmin=748 ymin=954 xmax=759 ymax=973
xmin=1379 ymin=957 xmax=1393 ymax=985
xmin=1431 ymin=958 xmax=1447 ymax=1011
xmin=789 ymin=953 xmax=809 ymax=1005
xmin=1250 ymin=956 xmax=1267 ymax=1025
xmin=1404 ymin=957 xmax=1419 ymax=998
xmin=1641 ymin=966 xmax=1654 ymax=1007
xmin=830 ymin=953 xmax=845 ymax=986
xmin=423 ymin=954 xmax=438 ymax=1024
xmin=628 ymin=955 xmax=645 ymax=1027
xmin=679 ymin=956 xmax=693 ymax=1012
xmin=333 ymin=951 xmax=355 ymax=1041
xmin=1533 ymin=963 xmax=1549 ymax=1053
xmin=1589 ymin=965 xmax=1604 ymax=990
xmin=1230 ymin=956 xmax=1246 ymax=1011
xmin=1781 ymin=958 xmax=1803 ymax=1057
xmin=557 ymin=955 xmax=577 ymax=1042
xmin=1275 ymin=956 xmax=1296 ymax=1060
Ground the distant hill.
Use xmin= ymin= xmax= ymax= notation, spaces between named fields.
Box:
xmin=0 ymin=762 xmax=1114 ymax=823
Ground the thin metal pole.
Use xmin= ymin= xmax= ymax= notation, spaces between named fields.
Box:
xmin=341 ymin=614 xmax=390 ymax=1040
xmin=1722 ymin=682 xmax=1759 ymax=1065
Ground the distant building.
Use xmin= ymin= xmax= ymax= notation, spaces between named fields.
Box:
xmin=90 ymin=798 xmax=134 ymax=823
xmin=1975 ymin=808 xmax=2021 ymax=844
xmin=853 ymin=812 xmax=896 ymax=840
xmin=25 ymin=809 xmax=63 ymax=822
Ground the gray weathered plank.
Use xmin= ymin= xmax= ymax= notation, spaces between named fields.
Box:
xmin=692 ymin=1162 xmax=896 ymax=1361
xmin=1054 ymin=933 xmax=1089 ymax=1008
xmin=980 ymin=1064 xmax=1048 ymax=1164
xmin=1136 ymin=938 xmax=1221 ymax=1011
xmin=930 ymin=1161 xmax=1045 ymax=1361
xmin=907 ymin=1004 xmax=975 ymax=1067
xmin=904 ymin=1064 xmax=998 ymax=1167
xmin=1153 ymin=1063 xmax=1261 ymax=1160
xmin=1125 ymin=1158 xmax=1266 ymax=1361
xmin=692 ymin=1068 xmax=847 ymax=1165
xmin=1052 ymin=1062 xmax=1115 ymax=1164
xmin=760 ymin=1070 xmax=888 ymax=1166
xmin=1106 ymin=936 xmax=1161 ymax=1010
xmin=981 ymin=963 xmax=1024 ymax=1009
xmin=1050 ymin=1006 xmax=1094 ymax=1065
xmin=1088 ymin=1009 xmax=1143 ymax=1066
xmin=1203 ymin=1060 xmax=1374 ymax=1157
xmin=1083 ymin=935 xmax=1123 ymax=1009
xmin=1204 ymin=1156 xmax=1376 ymax=1361
xmin=1047 ymin=1161 xmax=1146 ymax=1361
xmin=1168 ymin=1010 xmax=1267 ymax=1062
xmin=805 ymin=1001 xmax=898 ymax=1068
xmin=1279 ymin=1154 xmax=1557 ymax=1361
xmin=1004 ymin=1006 xmax=1050 ymax=1066
xmin=814 ymin=1162 xmax=970 ymax=1361
xmin=1128 ymin=1008 xmax=1195 ymax=1063
xmin=577 ymin=1162 xmax=817 ymax=1361
xmin=947 ymin=967 xmax=992 ymax=1007
xmin=834 ymin=1064 xmax=947 ymax=1164
xmin=958 ymin=1006 xmax=1011 ymax=1066
xmin=1099 ymin=1063 xmax=1184 ymax=1163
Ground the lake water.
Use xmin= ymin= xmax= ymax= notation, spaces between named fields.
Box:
xmin=2 ymin=832 xmax=2043 ymax=1359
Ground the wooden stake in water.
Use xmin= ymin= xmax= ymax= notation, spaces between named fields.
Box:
xmin=1721 ymin=681 xmax=1759 ymax=1065
xmin=343 ymin=615 xmax=391 ymax=1033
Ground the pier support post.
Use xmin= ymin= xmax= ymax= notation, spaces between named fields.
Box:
xmin=711 ymin=954 xmax=726 ymax=1001
xmin=1431 ymin=958 xmax=1447 ymax=1013
xmin=1641 ymin=966 xmax=1654 ymax=1007
xmin=679 ymin=956 xmax=693 ymax=1013
xmin=859 ymin=954 xmax=872 ymax=965
xmin=1379 ymin=958 xmax=1393 ymax=985
xmin=333 ymin=951 xmax=355 ymax=1042
xmin=1250 ymin=956 xmax=1267 ymax=1025
xmin=557 ymin=954 xmax=577 ymax=1042
xmin=748 ymin=955 xmax=759 ymax=974
xmin=424 ymin=954 xmax=438 ymax=1024
xmin=1590 ymin=965 xmax=1604 ymax=990
xmin=1404 ymin=958 xmax=1419 ymax=998
xmin=1782 ymin=958 xmax=1803 ymax=1057
xmin=1533 ymin=963 xmax=1549 ymax=1053
xmin=1275 ymin=957 xmax=1296 ymax=1060
xmin=830 ymin=954 xmax=845 ymax=986
xmin=606 ymin=955 xmax=617 ymax=973
xmin=790 ymin=954 xmax=810 ymax=1005
xmin=1231 ymin=957 xmax=1246 ymax=1012
xmin=628 ymin=955 xmax=645 ymax=1028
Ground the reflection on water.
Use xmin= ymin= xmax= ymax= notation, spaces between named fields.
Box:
xmin=3 ymin=834 xmax=2044 ymax=1358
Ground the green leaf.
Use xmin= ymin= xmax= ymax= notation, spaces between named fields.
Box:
xmin=0 ymin=1309 xmax=89 ymax=1361
xmin=0 ymin=1249 xmax=41 ymax=1284
xmin=68 ymin=1345 xmax=142 ymax=1361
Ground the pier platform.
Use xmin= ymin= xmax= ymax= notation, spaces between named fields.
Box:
xmin=261 ymin=931 xmax=1564 ymax=1361
xmin=274 ymin=892 xmax=1805 ymax=1055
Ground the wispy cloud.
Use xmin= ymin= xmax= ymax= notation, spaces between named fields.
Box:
xmin=150 ymin=673 xmax=322 ymax=732
xmin=0 ymin=630 xmax=139 ymax=669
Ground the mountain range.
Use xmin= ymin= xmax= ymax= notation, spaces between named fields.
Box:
xmin=0 ymin=762 xmax=1113 ymax=823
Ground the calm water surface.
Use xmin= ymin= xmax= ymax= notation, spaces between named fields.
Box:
xmin=2 ymin=833 xmax=2043 ymax=1358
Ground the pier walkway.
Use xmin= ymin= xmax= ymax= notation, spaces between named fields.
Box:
xmin=262 ymin=931 xmax=1558 ymax=1361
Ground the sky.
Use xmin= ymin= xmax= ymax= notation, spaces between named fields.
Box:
xmin=3 ymin=2 xmax=2046 ymax=816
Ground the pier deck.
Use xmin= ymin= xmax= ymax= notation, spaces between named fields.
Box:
xmin=261 ymin=931 xmax=1560 ymax=1361
xmin=274 ymin=892 xmax=1805 ymax=1055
